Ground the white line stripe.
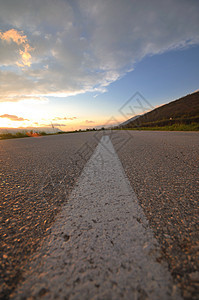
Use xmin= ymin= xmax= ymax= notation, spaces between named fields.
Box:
xmin=12 ymin=136 xmax=182 ymax=300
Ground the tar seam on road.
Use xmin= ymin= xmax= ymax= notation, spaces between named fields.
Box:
xmin=11 ymin=136 xmax=182 ymax=300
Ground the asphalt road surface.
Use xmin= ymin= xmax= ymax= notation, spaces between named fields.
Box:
xmin=0 ymin=132 xmax=100 ymax=299
xmin=111 ymin=130 xmax=199 ymax=299
xmin=0 ymin=131 xmax=198 ymax=299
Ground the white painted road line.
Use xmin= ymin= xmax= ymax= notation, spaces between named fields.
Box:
xmin=12 ymin=136 xmax=182 ymax=300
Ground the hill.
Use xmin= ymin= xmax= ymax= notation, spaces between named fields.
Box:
xmin=119 ymin=115 xmax=141 ymax=127
xmin=120 ymin=91 xmax=199 ymax=128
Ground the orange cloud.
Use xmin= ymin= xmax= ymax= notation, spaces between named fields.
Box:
xmin=53 ymin=117 xmax=77 ymax=121
xmin=0 ymin=114 xmax=29 ymax=121
xmin=19 ymin=44 xmax=33 ymax=67
xmin=85 ymin=120 xmax=95 ymax=124
xmin=0 ymin=29 xmax=33 ymax=67
xmin=0 ymin=28 xmax=27 ymax=44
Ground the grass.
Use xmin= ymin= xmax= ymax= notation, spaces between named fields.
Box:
xmin=0 ymin=132 xmax=29 ymax=139
xmin=0 ymin=131 xmax=48 ymax=140
xmin=0 ymin=128 xmax=100 ymax=140
xmin=116 ymin=123 xmax=199 ymax=131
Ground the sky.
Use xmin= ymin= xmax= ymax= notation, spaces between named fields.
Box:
xmin=0 ymin=0 xmax=199 ymax=131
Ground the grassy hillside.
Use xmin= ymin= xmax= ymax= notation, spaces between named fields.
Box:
xmin=120 ymin=91 xmax=199 ymax=129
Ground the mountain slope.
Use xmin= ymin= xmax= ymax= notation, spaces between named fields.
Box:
xmin=120 ymin=91 xmax=199 ymax=128
xmin=119 ymin=115 xmax=141 ymax=127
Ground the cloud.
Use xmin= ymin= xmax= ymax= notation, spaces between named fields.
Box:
xmin=18 ymin=44 xmax=33 ymax=67
xmin=51 ymin=123 xmax=66 ymax=127
xmin=0 ymin=28 xmax=27 ymax=44
xmin=0 ymin=0 xmax=199 ymax=101
xmin=0 ymin=114 xmax=29 ymax=121
xmin=0 ymin=94 xmax=48 ymax=103
xmin=85 ymin=120 xmax=95 ymax=124
xmin=0 ymin=29 xmax=33 ymax=67
xmin=53 ymin=117 xmax=77 ymax=121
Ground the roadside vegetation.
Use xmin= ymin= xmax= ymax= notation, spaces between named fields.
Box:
xmin=0 ymin=132 xmax=29 ymax=139
xmin=0 ymin=131 xmax=47 ymax=140
xmin=115 ymin=122 xmax=199 ymax=131
xmin=0 ymin=128 xmax=101 ymax=140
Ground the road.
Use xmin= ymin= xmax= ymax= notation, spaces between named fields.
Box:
xmin=111 ymin=130 xmax=199 ymax=299
xmin=0 ymin=131 xmax=198 ymax=299
xmin=0 ymin=132 xmax=100 ymax=299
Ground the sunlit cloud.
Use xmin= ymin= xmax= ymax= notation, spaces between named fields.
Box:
xmin=51 ymin=123 xmax=67 ymax=127
xmin=0 ymin=0 xmax=198 ymax=104
xmin=0 ymin=95 xmax=49 ymax=103
xmin=0 ymin=114 xmax=29 ymax=121
xmin=0 ymin=28 xmax=27 ymax=44
xmin=85 ymin=120 xmax=95 ymax=124
xmin=18 ymin=44 xmax=33 ymax=67
xmin=0 ymin=28 xmax=33 ymax=67
xmin=53 ymin=117 xmax=77 ymax=121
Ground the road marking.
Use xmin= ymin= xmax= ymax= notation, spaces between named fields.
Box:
xmin=12 ymin=136 xmax=182 ymax=299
